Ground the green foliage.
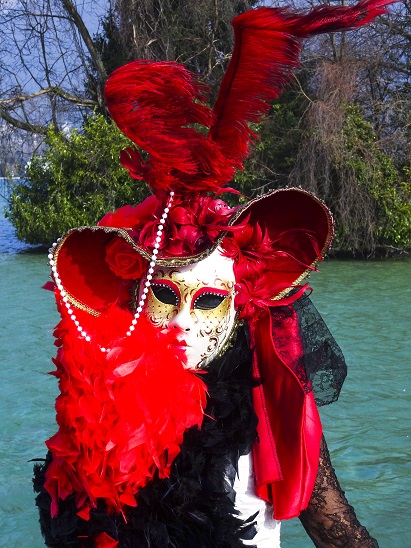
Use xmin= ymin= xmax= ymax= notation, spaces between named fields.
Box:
xmin=6 ymin=114 xmax=148 ymax=245
xmin=340 ymin=105 xmax=411 ymax=252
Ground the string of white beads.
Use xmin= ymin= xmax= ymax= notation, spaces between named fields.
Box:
xmin=48 ymin=239 xmax=92 ymax=343
xmin=48 ymin=191 xmax=175 ymax=353
xmin=124 ymin=191 xmax=174 ymax=338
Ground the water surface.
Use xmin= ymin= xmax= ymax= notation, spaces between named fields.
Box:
xmin=1 ymin=199 xmax=409 ymax=546
xmin=283 ymin=259 xmax=411 ymax=546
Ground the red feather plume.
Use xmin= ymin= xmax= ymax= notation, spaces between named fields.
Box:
xmin=210 ymin=0 xmax=399 ymax=169
xmin=105 ymin=62 xmax=231 ymax=197
xmin=105 ymin=0 xmax=398 ymax=197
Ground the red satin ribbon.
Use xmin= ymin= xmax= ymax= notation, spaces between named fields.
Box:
xmin=251 ymin=306 xmax=322 ymax=520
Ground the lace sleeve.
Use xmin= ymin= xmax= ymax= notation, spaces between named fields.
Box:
xmin=299 ymin=436 xmax=379 ymax=547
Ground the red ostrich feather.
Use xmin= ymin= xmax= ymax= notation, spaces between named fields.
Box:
xmin=105 ymin=0 xmax=398 ymax=197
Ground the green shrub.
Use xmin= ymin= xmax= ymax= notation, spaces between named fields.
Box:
xmin=6 ymin=114 xmax=149 ymax=246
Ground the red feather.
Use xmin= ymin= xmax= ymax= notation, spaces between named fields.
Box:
xmin=105 ymin=61 xmax=230 ymax=196
xmin=210 ymin=0 xmax=399 ymax=168
xmin=105 ymin=1 xmax=398 ymax=197
xmin=44 ymin=303 xmax=207 ymax=518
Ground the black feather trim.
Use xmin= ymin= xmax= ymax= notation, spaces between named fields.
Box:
xmin=34 ymin=326 xmax=259 ymax=547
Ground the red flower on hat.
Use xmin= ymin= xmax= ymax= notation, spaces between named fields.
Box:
xmin=135 ymin=195 xmax=235 ymax=256
xmin=223 ymin=217 xmax=273 ymax=268
xmin=105 ymin=237 xmax=147 ymax=279
xmin=99 ymin=195 xmax=235 ymax=258
xmin=99 ymin=195 xmax=160 ymax=229
xmin=165 ymin=196 xmax=234 ymax=255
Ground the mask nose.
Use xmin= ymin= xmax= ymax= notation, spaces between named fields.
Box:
xmin=168 ymin=304 xmax=194 ymax=332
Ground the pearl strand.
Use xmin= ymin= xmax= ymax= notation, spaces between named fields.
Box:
xmin=124 ymin=191 xmax=174 ymax=338
xmin=48 ymin=240 xmax=92 ymax=343
xmin=48 ymin=191 xmax=175 ymax=352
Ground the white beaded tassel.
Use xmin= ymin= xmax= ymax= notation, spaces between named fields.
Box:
xmin=125 ymin=190 xmax=175 ymax=337
xmin=48 ymin=239 xmax=92 ymax=344
xmin=48 ymin=191 xmax=175 ymax=353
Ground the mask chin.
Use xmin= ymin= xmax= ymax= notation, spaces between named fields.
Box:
xmin=141 ymin=248 xmax=238 ymax=368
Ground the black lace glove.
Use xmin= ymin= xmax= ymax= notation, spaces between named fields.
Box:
xmin=299 ymin=436 xmax=379 ymax=547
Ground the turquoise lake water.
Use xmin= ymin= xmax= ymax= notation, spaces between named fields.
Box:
xmin=0 ymin=198 xmax=410 ymax=546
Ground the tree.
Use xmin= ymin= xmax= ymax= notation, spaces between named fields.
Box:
xmin=1 ymin=0 xmax=260 ymax=175
xmin=5 ymin=114 xmax=148 ymax=245
xmin=233 ymin=1 xmax=411 ymax=255
xmin=288 ymin=57 xmax=411 ymax=255
xmin=233 ymin=83 xmax=309 ymax=199
xmin=0 ymin=0 xmax=106 ymax=136
xmin=115 ymin=0 xmax=256 ymax=75
xmin=86 ymin=0 xmax=258 ymax=104
xmin=4 ymin=0 xmax=263 ymax=246
xmin=0 ymin=0 xmax=258 ymax=136
xmin=2 ymin=0 xmax=410 ymax=254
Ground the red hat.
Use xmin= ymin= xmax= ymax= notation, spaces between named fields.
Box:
xmin=51 ymin=187 xmax=333 ymax=317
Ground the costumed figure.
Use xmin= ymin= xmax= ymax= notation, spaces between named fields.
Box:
xmin=34 ymin=1 xmax=397 ymax=546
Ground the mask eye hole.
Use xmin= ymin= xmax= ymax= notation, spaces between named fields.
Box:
xmin=194 ymin=293 xmax=226 ymax=310
xmin=151 ymin=284 xmax=179 ymax=306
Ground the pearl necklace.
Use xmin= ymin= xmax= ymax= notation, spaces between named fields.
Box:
xmin=49 ymin=191 xmax=175 ymax=353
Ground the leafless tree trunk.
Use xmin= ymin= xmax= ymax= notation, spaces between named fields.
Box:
xmin=0 ymin=0 xmax=106 ymax=136
xmin=114 ymin=0 xmax=257 ymax=88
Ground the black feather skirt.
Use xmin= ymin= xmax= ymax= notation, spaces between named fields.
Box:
xmin=33 ymin=326 xmax=259 ymax=547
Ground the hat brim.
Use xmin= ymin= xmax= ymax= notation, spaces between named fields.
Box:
xmin=51 ymin=188 xmax=333 ymax=316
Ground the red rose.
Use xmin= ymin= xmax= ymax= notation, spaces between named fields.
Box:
xmin=98 ymin=195 xmax=161 ymax=229
xmin=139 ymin=220 xmax=169 ymax=252
xmin=196 ymin=197 xmax=234 ymax=239
xmin=105 ymin=237 xmax=147 ymax=279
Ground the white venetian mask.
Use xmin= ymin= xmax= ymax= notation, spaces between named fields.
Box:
xmin=141 ymin=249 xmax=237 ymax=368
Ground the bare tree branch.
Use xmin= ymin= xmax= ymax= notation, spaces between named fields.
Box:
xmin=0 ymin=107 xmax=49 ymax=134
xmin=60 ymin=0 xmax=107 ymax=107
xmin=0 ymin=0 xmax=106 ymax=135
xmin=0 ymin=87 xmax=97 ymax=108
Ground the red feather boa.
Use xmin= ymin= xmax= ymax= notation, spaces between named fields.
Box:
xmin=44 ymin=301 xmax=207 ymax=520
